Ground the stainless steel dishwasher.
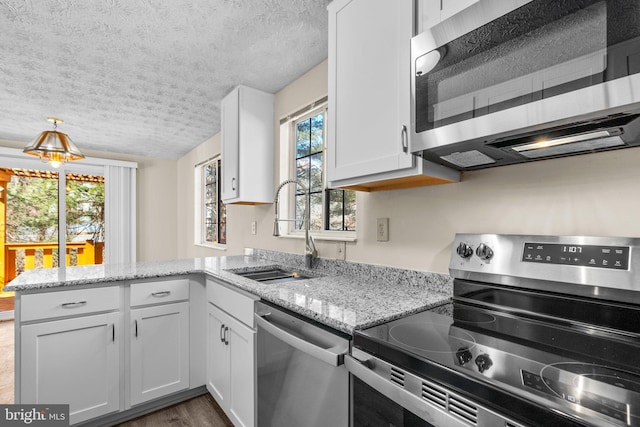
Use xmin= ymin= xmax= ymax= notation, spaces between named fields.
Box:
xmin=254 ymin=300 xmax=350 ymax=427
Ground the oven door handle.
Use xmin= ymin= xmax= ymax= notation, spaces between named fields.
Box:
xmin=255 ymin=312 xmax=348 ymax=367
xmin=346 ymin=354 xmax=470 ymax=427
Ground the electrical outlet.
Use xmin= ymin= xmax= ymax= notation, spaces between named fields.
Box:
xmin=251 ymin=221 xmax=257 ymax=235
xmin=376 ymin=218 xmax=389 ymax=242
xmin=335 ymin=241 xmax=346 ymax=260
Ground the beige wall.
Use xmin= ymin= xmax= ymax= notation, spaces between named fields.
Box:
xmin=175 ymin=59 xmax=640 ymax=274
xmin=0 ymin=138 xmax=178 ymax=262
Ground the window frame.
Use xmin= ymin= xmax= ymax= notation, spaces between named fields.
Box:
xmin=194 ymin=156 xmax=226 ymax=249
xmin=277 ymin=102 xmax=357 ymax=242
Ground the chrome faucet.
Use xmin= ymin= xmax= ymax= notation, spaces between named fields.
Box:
xmin=273 ymin=179 xmax=318 ymax=269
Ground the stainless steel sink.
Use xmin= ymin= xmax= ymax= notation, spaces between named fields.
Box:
xmin=233 ymin=268 xmax=311 ymax=284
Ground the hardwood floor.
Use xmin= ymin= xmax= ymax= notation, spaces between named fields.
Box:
xmin=115 ymin=394 xmax=233 ymax=427
xmin=0 ymin=319 xmax=14 ymax=404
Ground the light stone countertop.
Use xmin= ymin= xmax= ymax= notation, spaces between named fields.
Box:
xmin=5 ymin=250 xmax=453 ymax=334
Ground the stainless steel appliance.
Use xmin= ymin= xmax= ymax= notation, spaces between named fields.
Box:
xmin=348 ymin=234 xmax=640 ymax=426
xmin=255 ymin=300 xmax=350 ymax=427
xmin=411 ymin=0 xmax=640 ymax=170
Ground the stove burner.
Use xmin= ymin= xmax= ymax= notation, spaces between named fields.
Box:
xmin=453 ymin=307 xmax=496 ymax=324
xmin=539 ymin=362 xmax=640 ymax=421
xmin=389 ymin=318 xmax=476 ymax=353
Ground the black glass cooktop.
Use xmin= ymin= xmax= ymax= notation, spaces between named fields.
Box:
xmin=354 ymin=281 xmax=640 ymax=426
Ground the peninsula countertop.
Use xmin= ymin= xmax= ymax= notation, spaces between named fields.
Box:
xmin=5 ymin=250 xmax=453 ymax=334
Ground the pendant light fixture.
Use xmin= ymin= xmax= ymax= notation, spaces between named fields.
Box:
xmin=23 ymin=117 xmax=85 ymax=168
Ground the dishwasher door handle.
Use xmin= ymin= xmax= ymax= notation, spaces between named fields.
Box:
xmin=255 ymin=312 xmax=348 ymax=367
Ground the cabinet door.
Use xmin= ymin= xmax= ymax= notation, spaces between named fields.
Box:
xmin=227 ymin=316 xmax=256 ymax=427
xmin=221 ymin=88 xmax=239 ymax=201
xmin=440 ymin=0 xmax=479 ymax=21
xmin=327 ymin=0 xmax=414 ymax=183
xmin=130 ymin=302 xmax=190 ymax=406
xmin=206 ymin=304 xmax=230 ymax=406
xmin=21 ymin=313 xmax=120 ymax=425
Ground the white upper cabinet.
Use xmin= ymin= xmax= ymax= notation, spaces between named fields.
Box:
xmin=221 ymin=85 xmax=274 ymax=204
xmin=419 ymin=0 xmax=480 ymax=31
xmin=327 ymin=0 xmax=459 ymax=191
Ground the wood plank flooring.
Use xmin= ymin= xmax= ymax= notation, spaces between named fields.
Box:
xmin=115 ymin=394 xmax=233 ymax=427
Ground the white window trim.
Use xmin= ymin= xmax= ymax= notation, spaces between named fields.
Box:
xmin=277 ymin=102 xmax=356 ymax=242
xmin=194 ymin=156 xmax=226 ymax=250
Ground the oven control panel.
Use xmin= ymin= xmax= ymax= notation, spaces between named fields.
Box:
xmin=522 ymin=242 xmax=630 ymax=270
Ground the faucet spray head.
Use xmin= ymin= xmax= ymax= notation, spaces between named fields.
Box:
xmin=273 ymin=219 xmax=280 ymax=237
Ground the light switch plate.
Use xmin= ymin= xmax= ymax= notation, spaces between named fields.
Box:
xmin=251 ymin=221 xmax=257 ymax=235
xmin=376 ymin=218 xmax=389 ymax=242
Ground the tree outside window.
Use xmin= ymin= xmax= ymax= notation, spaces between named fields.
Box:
xmin=293 ymin=109 xmax=356 ymax=232
xmin=203 ymin=159 xmax=226 ymax=244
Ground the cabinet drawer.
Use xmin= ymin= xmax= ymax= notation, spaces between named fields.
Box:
xmin=207 ymin=279 xmax=257 ymax=327
xmin=21 ymin=286 xmax=120 ymax=322
xmin=130 ymin=278 xmax=189 ymax=307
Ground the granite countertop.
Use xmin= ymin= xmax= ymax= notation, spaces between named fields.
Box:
xmin=5 ymin=249 xmax=453 ymax=334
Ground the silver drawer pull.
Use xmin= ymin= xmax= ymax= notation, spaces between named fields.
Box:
xmin=151 ymin=291 xmax=171 ymax=297
xmin=61 ymin=301 xmax=87 ymax=308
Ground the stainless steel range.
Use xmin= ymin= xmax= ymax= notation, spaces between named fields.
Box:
xmin=347 ymin=234 xmax=640 ymax=427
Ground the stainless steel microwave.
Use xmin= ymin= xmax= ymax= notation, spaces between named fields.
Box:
xmin=411 ymin=0 xmax=640 ymax=170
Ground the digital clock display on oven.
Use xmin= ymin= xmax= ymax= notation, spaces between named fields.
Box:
xmin=522 ymin=243 xmax=629 ymax=269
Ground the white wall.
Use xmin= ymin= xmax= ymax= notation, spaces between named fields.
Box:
xmin=0 ymin=138 xmax=178 ymax=262
xmin=175 ymin=59 xmax=640 ymax=274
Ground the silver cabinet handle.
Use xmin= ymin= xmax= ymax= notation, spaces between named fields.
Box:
xmin=254 ymin=313 xmax=348 ymax=366
xmin=220 ymin=324 xmax=225 ymax=343
xmin=231 ymin=177 xmax=236 ymax=191
xmin=135 ymin=320 xmax=138 ymax=337
xmin=151 ymin=291 xmax=171 ymax=297
xmin=401 ymin=125 xmax=409 ymax=153
xmin=224 ymin=326 xmax=229 ymax=346
xmin=62 ymin=301 xmax=87 ymax=308
xmin=112 ymin=324 xmax=115 ymax=342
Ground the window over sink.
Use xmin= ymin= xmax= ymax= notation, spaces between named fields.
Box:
xmin=279 ymin=101 xmax=356 ymax=240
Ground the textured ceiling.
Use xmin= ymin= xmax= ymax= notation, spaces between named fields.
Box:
xmin=0 ymin=0 xmax=330 ymax=159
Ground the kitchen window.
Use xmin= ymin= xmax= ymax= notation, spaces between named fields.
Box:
xmin=279 ymin=102 xmax=356 ymax=239
xmin=195 ymin=157 xmax=226 ymax=246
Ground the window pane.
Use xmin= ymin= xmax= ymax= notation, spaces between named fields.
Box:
xmin=328 ymin=189 xmax=357 ymax=231
xmin=5 ymin=172 xmax=59 ymax=280
xmin=66 ymin=173 xmax=105 ymax=267
xmin=310 ymin=193 xmax=322 ymax=231
xmin=205 ymin=164 xmax=215 ymax=184
xmin=296 ymin=119 xmax=311 ymax=158
xmin=309 ymin=153 xmax=323 ymax=192
xmin=296 ymin=157 xmax=310 ymax=191
xmin=344 ymin=190 xmax=357 ymax=231
xmin=310 ymin=113 xmax=324 ymax=154
xmin=328 ymin=190 xmax=344 ymax=231
xmin=294 ymin=194 xmax=306 ymax=230
xmin=202 ymin=159 xmax=226 ymax=245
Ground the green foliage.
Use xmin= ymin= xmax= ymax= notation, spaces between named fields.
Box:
xmin=6 ymin=176 xmax=105 ymax=243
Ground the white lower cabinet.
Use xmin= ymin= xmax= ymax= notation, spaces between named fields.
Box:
xmin=206 ymin=277 xmax=257 ymax=427
xmin=207 ymin=303 xmax=256 ymax=427
xmin=130 ymin=301 xmax=190 ymax=405
xmin=21 ymin=312 xmax=120 ymax=425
